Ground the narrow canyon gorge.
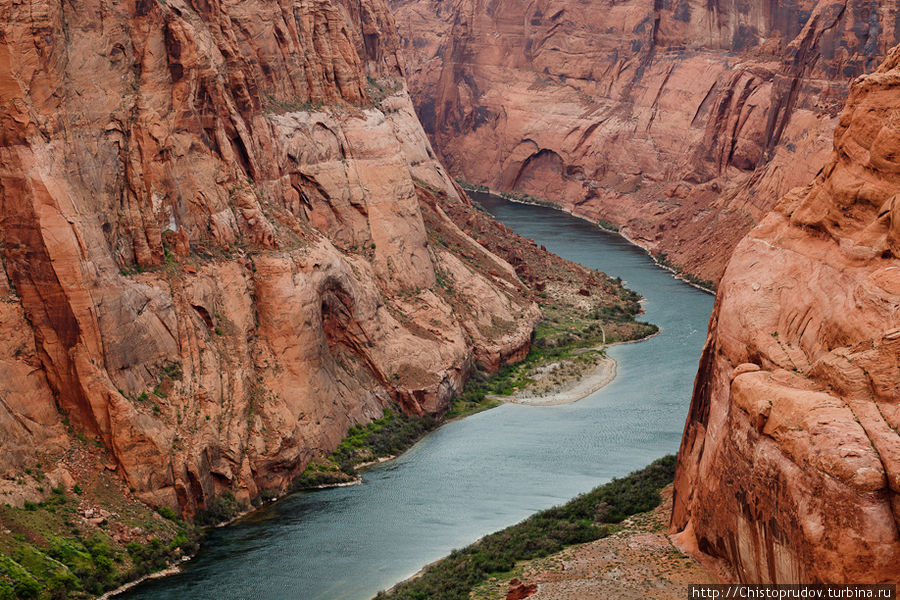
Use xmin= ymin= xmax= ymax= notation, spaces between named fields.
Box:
xmin=390 ymin=0 xmax=899 ymax=283
xmin=0 ymin=0 xmax=898 ymax=596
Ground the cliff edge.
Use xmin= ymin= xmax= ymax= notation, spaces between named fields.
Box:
xmin=0 ymin=0 xmax=540 ymax=515
xmin=672 ymin=44 xmax=900 ymax=583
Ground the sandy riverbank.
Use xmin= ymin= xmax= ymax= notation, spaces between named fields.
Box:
xmin=490 ymin=354 xmax=617 ymax=407
xmin=489 ymin=328 xmax=663 ymax=407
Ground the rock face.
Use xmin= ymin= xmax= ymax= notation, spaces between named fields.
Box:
xmin=0 ymin=0 xmax=540 ymax=513
xmin=506 ymin=579 xmax=537 ymax=600
xmin=390 ymin=0 xmax=899 ymax=283
xmin=672 ymin=45 xmax=900 ymax=583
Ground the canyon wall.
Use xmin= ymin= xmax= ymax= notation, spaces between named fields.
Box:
xmin=390 ymin=0 xmax=899 ymax=283
xmin=0 ymin=0 xmax=541 ymax=513
xmin=672 ymin=45 xmax=900 ymax=583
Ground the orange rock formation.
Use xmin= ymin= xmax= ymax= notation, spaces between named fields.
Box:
xmin=0 ymin=0 xmax=540 ymax=513
xmin=390 ymin=0 xmax=899 ymax=283
xmin=672 ymin=44 xmax=900 ymax=583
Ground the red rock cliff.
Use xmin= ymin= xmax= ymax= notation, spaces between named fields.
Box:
xmin=0 ymin=0 xmax=540 ymax=513
xmin=672 ymin=45 xmax=900 ymax=583
xmin=390 ymin=0 xmax=899 ymax=283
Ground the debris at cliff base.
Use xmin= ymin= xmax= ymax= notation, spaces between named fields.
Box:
xmin=468 ymin=484 xmax=715 ymax=600
xmin=0 ymin=445 xmax=200 ymax=600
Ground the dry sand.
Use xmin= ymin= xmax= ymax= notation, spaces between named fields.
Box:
xmin=501 ymin=355 xmax=617 ymax=407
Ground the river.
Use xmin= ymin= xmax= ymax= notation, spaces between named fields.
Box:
xmin=121 ymin=194 xmax=715 ymax=600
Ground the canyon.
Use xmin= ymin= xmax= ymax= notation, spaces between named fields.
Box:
xmin=0 ymin=0 xmax=652 ymax=540
xmin=390 ymin=0 xmax=900 ymax=283
xmin=388 ymin=0 xmax=900 ymax=586
xmin=1 ymin=0 xmax=899 ymax=595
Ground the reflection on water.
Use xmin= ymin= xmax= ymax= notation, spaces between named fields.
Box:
xmin=123 ymin=195 xmax=714 ymax=600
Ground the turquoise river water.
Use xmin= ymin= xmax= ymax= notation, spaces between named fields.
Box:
xmin=122 ymin=194 xmax=715 ymax=600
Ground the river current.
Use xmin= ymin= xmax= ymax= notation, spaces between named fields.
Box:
xmin=123 ymin=194 xmax=714 ymax=600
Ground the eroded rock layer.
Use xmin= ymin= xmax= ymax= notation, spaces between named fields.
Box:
xmin=672 ymin=45 xmax=900 ymax=583
xmin=0 ymin=0 xmax=542 ymax=513
xmin=390 ymin=0 xmax=899 ymax=283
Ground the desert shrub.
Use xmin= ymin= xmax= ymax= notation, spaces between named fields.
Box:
xmin=292 ymin=410 xmax=439 ymax=490
xmin=156 ymin=506 xmax=179 ymax=521
xmin=13 ymin=578 xmax=41 ymax=599
xmin=194 ymin=491 xmax=244 ymax=527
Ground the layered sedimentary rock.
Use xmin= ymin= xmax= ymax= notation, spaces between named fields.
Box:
xmin=672 ymin=45 xmax=900 ymax=583
xmin=0 ymin=0 xmax=541 ymax=513
xmin=390 ymin=0 xmax=899 ymax=283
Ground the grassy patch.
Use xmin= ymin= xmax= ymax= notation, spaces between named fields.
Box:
xmin=261 ymin=93 xmax=324 ymax=115
xmin=533 ymin=293 xmax=655 ymax=350
xmin=447 ymin=296 xmax=657 ymax=416
xmin=291 ymin=410 xmax=439 ymax=490
xmin=595 ymin=219 xmax=619 ymax=232
xmin=444 ymin=370 xmax=504 ymax=420
xmin=455 ymin=179 xmax=490 ymax=194
xmin=0 ymin=486 xmax=200 ymax=599
xmin=375 ymin=455 xmax=677 ymax=600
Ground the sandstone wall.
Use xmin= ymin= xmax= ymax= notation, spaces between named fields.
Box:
xmin=672 ymin=45 xmax=900 ymax=583
xmin=0 ymin=0 xmax=538 ymax=513
xmin=390 ymin=0 xmax=899 ymax=283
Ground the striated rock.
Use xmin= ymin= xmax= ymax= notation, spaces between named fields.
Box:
xmin=0 ymin=0 xmax=539 ymax=513
xmin=672 ymin=46 xmax=900 ymax=583
xmin=390 ymin=0 xmax=899 ymax=283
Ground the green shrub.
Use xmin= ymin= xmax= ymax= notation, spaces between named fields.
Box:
xmin=163 ymin=361 xmax=183 ymax=380
xmin=125 ymin=537 xmax=168 ymax=578
xmin=292 ymin=409 xmax=438 ymax=491
xmin=194 ymin=491 xmax=244 ymax=527
xmin=157 ymin=506 xmax=179 ymax=521
xmin=13 ymin=578 xmax=41 ymax=599
xmin=48 ymin=569 xmax=80 ymax=599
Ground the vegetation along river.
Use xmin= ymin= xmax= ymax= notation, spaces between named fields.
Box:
xmin=122 ymin=194 xmax=715 ymax=600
